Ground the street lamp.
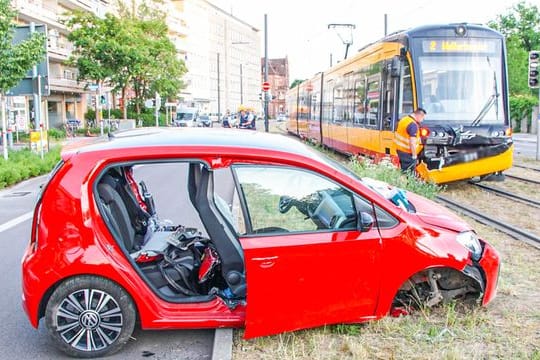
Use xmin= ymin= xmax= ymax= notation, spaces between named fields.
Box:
xmin=240 ymin=63 xmax=243 ymax=104
xmin=232 ymin=41 xmax=250 ymax=106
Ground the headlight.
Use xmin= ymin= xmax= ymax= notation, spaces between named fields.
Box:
xmin=456 ymin=231 xmax=482 ymax=261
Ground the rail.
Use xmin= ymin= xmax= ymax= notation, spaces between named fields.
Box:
xmin=513 ymin=164 xmax=540 ymax=173
xmin=504 ymin=174 xmax=540 ymax=186
xmin=435 ymin=195 xmax=540 ymax=248
xmin=470 ymin=182 xmax=540 ymax=208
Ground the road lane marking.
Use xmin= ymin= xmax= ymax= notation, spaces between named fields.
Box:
xmin=0 ymin=211 xmax=33 ymax=233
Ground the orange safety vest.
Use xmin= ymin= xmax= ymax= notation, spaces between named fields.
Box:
xmin=394 ymin=115 xmax=423 ymax=154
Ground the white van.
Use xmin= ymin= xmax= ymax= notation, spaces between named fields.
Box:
xmin=174 ymin=107 xmax=199 ymax=127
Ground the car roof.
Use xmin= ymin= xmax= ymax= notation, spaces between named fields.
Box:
xmin=62 ymin=128 xmax=322 ymax=161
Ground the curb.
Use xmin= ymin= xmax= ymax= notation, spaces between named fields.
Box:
xmin=211 ymin=328 xmax=233 ymax=360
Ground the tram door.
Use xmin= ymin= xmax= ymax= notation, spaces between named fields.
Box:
xmin=380 ymin=57 xmax=400 ymax=156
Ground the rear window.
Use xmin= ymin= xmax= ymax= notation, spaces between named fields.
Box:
xmin=177 ymin=113 xmax=194 ymax=120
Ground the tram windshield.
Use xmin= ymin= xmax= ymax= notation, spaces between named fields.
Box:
xmin=413 ymin=38 xmax=505 ymax=125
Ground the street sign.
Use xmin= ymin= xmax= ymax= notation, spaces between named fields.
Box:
xmin=262 ymin=81 xmax=271 ymax=92
xmin=7 ymin=25 xmax=50 ymax=97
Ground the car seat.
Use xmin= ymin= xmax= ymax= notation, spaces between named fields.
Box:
xmin=188 ymin=163 xmax=246 ymax=298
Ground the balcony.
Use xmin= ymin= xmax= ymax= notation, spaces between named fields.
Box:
xmin=48 ymin=77 xmax=86 ymax=93
xmin=56 ymin=0 xmax=94 ymax=12
xmin=167 ymin=17 xmax=188 ymax=37
xmin=48 ymin=45 xmax=71 ymax=61
xmin=14 ymin=0 xmax=66 ymax=30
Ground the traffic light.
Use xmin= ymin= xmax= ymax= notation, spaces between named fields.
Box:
xmin=528 ymin=50 xmax=539 ymax=88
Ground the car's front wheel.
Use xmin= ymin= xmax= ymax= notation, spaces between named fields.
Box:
xmin=45 ymin=276 xmax=136 ymax=358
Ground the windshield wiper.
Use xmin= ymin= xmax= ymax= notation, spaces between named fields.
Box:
xmin=471 ymin=94 xmax=496 ymax=126
xmin=471 ymin=57 xmax=499 ymax=126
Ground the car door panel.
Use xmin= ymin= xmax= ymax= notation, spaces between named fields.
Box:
xmin=242 ymin=228 xmax=381 ymax=338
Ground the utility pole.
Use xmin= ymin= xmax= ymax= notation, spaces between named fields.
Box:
xmin=217 ymin=53 xmax=221 ymax=120
xmin=30 ymin=22 xmax=43 ymax=160
xmin=240 ymin=63 xmax=243 ymax=104
xmin=264 ymin=14 xmax=269 ymax=132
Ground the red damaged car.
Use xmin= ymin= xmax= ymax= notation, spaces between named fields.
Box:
xmin=22 ymin=128 xmax=499 ymax=357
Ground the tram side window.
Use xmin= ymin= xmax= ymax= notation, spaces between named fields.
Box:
xmin=305 ymin=90 xmax=313 ymax=121
xmin=333 ymin=87 xmax=345 ymax=124
xmin=400 ymin=61 xmax=413 ymax=115
xmin=353 ymin=79 xmax=366 ymax=125
xmin=344 ymin=74 xmax=354 ymax=125
xmin=366 ymin=76 xmax=380 ymax=126
xmin=311 ymin=91 xmax=320 ymax=123
xmin=323 ymin=81 xmax=334 ymax=123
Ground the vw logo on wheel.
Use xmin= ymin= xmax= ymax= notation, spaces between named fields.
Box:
xmin=79 ymin=311 xmax=100 ymax=329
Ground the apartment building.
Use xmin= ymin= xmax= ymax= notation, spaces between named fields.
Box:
xmin=10 ymin=0 xmax=261 ymax=129
xmin=264 ymin=57 xmax=289 ymax=118
xmin=12 ymin=0 xmax=108 ymax=130
xmin=172 ymin=0 xmax=261 ymax=115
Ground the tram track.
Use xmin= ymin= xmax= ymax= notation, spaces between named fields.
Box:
xmin=513 ymin=164 xmax=540 ymax=172
xmin=504 ymin=174 xmax=540 ymax=185
xmin=435 ymin=195 xmax=540 ymax=248
xmin=470 ymin=182 xmax=540 ymax=208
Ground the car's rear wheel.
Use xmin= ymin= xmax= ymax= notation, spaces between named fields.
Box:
xmin=45 ymin=276 xmax=136 ymax=358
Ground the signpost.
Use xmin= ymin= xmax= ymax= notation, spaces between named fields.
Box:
xmin=262 ymin=81 xmax=270 ymax=92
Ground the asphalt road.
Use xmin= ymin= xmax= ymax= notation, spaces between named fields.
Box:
xmin=0 ymin=175 xmax=215 ymax=360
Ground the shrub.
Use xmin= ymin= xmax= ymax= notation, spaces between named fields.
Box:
xmin=509 ymin=94 xmax=538 ymax=131
xmin=0 ymin=147 xmax=61 ymax=189
xmin=347 ymin=157 xmax=442 ymax=199
xmin=48 ymin=128 xmax=66 ymax=140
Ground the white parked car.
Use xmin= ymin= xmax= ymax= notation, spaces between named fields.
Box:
xmin=277 ymin=113 xmax=287 ymax=122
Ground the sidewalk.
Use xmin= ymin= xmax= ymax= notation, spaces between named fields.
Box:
xmin=513 ymin=132 xmax=538 ymax=143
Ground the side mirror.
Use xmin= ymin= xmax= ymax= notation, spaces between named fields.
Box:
xmin=359 ymin=211 xmax=374 ymax=232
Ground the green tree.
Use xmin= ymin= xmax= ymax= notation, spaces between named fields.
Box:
xmin=488 ymin=1 xmax=540 ymax=130
xmin=124 ymin=16 xmax=186 ymax=117
xmin=116 ymin=1 xmax=185 ymax=117
xmin=66 ymin=1 xmax=186 ymax=120
xmin=0 ymin=0 xmax=46 ymax=93
xmin=488 ymin=1 xmax=540 ymax=95
xmin=0 ymin=0 xmax=46 ymax=159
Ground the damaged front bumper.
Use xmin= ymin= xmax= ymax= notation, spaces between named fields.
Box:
xmin=416 ymin=144 xmax=513 ymax=184
xmin=477 ymin=241 xmax=500 ymax=305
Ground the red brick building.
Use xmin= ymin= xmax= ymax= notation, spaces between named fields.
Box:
xmin=261 ymin=57 xmax=289 ymax=118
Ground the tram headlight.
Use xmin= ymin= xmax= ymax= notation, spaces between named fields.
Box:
xmin=455 ymin=24 xmax=467 ymax=37
xmin=456 ymin=231 xmax=482 ymax=261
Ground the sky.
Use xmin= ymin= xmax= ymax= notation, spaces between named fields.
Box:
xmin=210 ymin=0 xmax=522 ymax=80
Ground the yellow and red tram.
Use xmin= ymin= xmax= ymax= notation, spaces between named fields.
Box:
xmin=286 ymin=23 xmax=513 ymax=184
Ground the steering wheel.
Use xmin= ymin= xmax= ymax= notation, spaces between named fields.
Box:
xmin=278 ymin=195 xmax=294 ymax=213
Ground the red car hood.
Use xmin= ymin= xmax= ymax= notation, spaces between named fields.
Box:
xmin=406 ymin=192 xmax=471 ymax=233
xmin=360 ymin=177 xmax=471 ymax=233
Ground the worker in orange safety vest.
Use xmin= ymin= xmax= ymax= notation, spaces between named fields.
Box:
xmin=394 ymin=108 xmax=427 ymax=173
